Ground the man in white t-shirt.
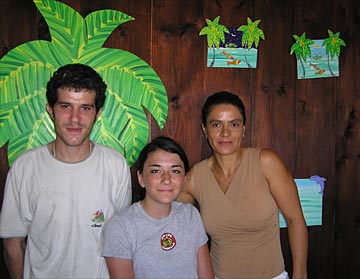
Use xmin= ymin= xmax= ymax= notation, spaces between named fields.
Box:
xmin=0 ymin=64 xmax=132 ymax=278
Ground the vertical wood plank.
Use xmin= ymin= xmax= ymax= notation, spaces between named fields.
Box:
xmin=251 ymin=0 xmax=297 ymax=276
xmin=251 ymin=1 xmax=297 ymax=170
xmin=335 ymin=0 xmax=360 ymax=277
xmin=202 ymin=0 xmax=253 ymax=158
xmin=151 ymin=0 xmax=205 ymax=166
xmin=0 ymin=1 xmax=39 ymax=277
xmin=294 ymin=0 xmax=337 ymax=278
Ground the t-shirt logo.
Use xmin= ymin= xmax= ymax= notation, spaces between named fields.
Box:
xmin=160 ymin=232 xmax=176 ymax=251
xmin=91 ymin=210 xmax=104 ymax=227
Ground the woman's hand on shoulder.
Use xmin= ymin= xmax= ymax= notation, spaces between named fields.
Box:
xmin=176 ymin=168 xmax=195 ymax=204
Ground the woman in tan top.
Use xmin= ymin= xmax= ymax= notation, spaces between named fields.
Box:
xmin=179 ymin=91 xmax=308 ymax=279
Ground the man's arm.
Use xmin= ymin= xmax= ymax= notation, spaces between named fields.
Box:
xmin=3 ymin=237 xmax=26 ymax=279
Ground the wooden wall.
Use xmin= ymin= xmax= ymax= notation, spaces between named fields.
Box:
xmin=0 ymin=0 xmax=359 ymax=278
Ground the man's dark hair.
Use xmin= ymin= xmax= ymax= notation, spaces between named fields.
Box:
xmin=46 ymin=64 xmax=107 ymax=113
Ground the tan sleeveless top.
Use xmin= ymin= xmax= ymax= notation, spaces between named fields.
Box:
xmin=192 ymin=148 xmax=284 ymax=278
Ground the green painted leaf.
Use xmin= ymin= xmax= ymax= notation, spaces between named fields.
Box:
xmin=0 ymin=0 xmax=168 ymax=166
xmin=34 ymin=0 xmax=87 ymax=58
xmin=85 ymin=10 xmax=134 ymax=49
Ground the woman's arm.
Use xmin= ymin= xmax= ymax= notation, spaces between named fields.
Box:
xmin=197 ymin=243 xmax=214 ymax=279
xmin=105 ymin=257 xmax=134 ymax=279
xmin=260 ymin=149 xmax=308 ymax=279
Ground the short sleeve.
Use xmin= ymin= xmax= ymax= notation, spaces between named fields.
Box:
xmin=102 ymin=213 xmax=133 ymax=259
xmin=0 ymin=165 xmax=29 ymax=237
xmin=190 ymin=205 xmax=208 ymax=248
xmin=114 ymin=157 xmax=132 ymax=213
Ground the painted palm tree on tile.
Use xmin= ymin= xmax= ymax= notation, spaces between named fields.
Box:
xmin=322 ymin=30 xmax=346 ymax=77
xmin=237 ymin=18 xmax=265 ymax=68
xmin=199 ymin=16 xmax=229 ymax=67
xmin=290 ymin=32 xmax=314 ymax=79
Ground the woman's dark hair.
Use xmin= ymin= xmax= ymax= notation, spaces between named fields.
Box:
xmin=137 ymin=136 xmax=189 ymax=174
xmin=201 ymin=91 xmax=246 ymax=126
xmin=46 ymin=63 xmax=107 ymax=113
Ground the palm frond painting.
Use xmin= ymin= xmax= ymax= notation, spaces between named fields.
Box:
xmin=199 ymin=16 xmax=230 ymax=67
xmin=237 ymin=18 xmax=265 ymax=68
xmin=290 ymin=30 xmax=345 ymax=79
xmin=279 ymin=176 xmax=325 ymax=228
xmin=322 ymin=30 xmax=346 ymax=77
xmin=0 ymin=0 xmax=168 ymax=166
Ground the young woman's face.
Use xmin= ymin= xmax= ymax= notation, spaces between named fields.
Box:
xmin=138 ymin=149 xmax=186 ymax=207
xmin=203 ymin=104 xmax=245 ymax=156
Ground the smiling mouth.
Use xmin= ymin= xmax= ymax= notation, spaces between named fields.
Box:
xmin=66 ymin=126 xmax=82 ymax=132
xmin=218 ymin=141 xmax=232 ymax=145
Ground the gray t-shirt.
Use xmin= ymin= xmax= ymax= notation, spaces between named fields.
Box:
xmin=102 ymin=201 xmax=208 ymax=279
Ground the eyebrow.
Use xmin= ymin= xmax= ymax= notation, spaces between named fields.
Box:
xmin=208 ymin=118 xmax=243 ymax=123
xmin=56 ymin=101 xmax=95 ymax=107
xmin=148 ymin=164 xmax=184 ymax=168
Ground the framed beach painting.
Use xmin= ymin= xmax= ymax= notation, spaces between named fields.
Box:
xmin=279 ymin=176 xmax=326 ymax=228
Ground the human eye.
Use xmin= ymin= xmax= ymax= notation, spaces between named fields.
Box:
xmin=210 ymin=121 xmax=221 ymax=128
xmin=59 ymin=103 xmax=71 ymax=110
xmin=150 ymin=169 xmax=160 ymax=174
xmin=231 ymin=120 xmax=242 ymax=128
xmin=171 ymin=168 xmax=184 ymax=175
xmin=81 ymin=105 xmax=94 ymax=111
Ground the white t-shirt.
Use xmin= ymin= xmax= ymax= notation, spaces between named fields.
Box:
xmin=0 ymin=143 xmax=132 ymax=278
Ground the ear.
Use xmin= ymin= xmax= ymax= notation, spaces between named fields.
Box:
xmin=201 ymin=124 xmax=207 ymax=137
xmin=95 ymin=107 xmax=102 ymax=119
xmin=46 ymin=104 xmax=54 ymax=120
xmin=137 ymin=170 xmax=146 ymax=188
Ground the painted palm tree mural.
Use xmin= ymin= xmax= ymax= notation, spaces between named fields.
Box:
xmin=0 ymin=0 xmax=168 ymax=166
xmin=290 ymin=31 xmax=345 ymax=79
xmin=199 ymin=16 xmax=265 ymax=68
xmin=322 ymin=30 xmax=346 ymax=77
xmin=290 ymin=33 xmax=314 ymax=79
xmin=237 ymin=18 xmax=265 ymax=68
xmin=199 ymin=16 xmax=229 ymax=67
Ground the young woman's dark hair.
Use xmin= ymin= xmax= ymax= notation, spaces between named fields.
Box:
xmin=201 ymin=91 xmax=246 ymax=126
xmin=46 ymin=63 xmax=107 ymax=113
xmin=137 ymin=136 xmax=189 ymax=174
xmin=134 ymin=136 xmax=189 ymax=201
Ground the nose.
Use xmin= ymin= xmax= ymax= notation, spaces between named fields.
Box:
xmin=220 ymin=124 xmax=230 ymax=136
xmin=161 ymin=172 xmax=171 ymax=184
xmin=69 ymin=108 xmax=80 ymax=122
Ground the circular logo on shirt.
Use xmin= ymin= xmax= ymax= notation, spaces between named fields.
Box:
xmin=160 ymin=232 xmax=176 ymax=251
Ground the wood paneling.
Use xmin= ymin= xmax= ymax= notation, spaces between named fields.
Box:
xmin=335 ymin=0 xmax=360 ymax=278
xmin=152 ymin=0 xmax=206 ymax=165
xmin=1 ymin=0 xmax=359 ymax=278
